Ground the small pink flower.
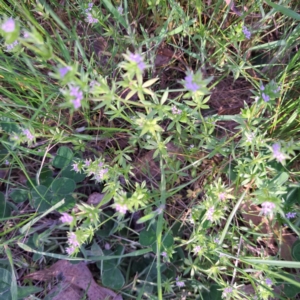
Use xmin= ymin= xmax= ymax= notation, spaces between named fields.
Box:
xmin=161 ymin=251 xmax=167 ymax=257
xmin=194 ymin=245 xmax=201 ymax=254
xmin=261 ymin=202 xmax=276 ymax=216
xmin=115 ymin=203 xmax=127 ymax=214
xmin=68 ymin=232 xmax=80 ymax=247
xmin=72 ymin=163 xmax=80 ymax=173
xmin=66 ymin=246 xmax=76 ymax=255
xmin=1 ymin=18 xmax=15 ymax=33
xmin=59 ymin=66 xmax=71 ymax=78
xmin=206 ymin=207 xmax=215 ymax=221
xmin=22 ymin=129 xmax=34 ymax=141
xmin=218 ymin=192 xmax=226 ymax=201
xmin=60 ymin=213 xmax=73 ymax=224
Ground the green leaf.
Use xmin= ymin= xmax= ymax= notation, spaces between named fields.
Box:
xmin=52 ymin=146 xmax=73 ymax=169
xmin=139 ymin=228 xmax=156 ymax=246
xmin=0 ymin=267 xmax=11 ymax=297
xmin=292 ymin=240 xmax=300 ymax=262
xmin=61 ymin=164 xmax=86 ymax=183
xmin=51 ymin=177 xmax=76 ymax=195
xmin=202 ymin=284 xmax=222 ymax=300
xmin=0 ymin=192 xmax=12 ymax=218
xmin=0 ymin=118 xmax=19 ymax=134
xmin=17 ymin=286 xmax=43 ymax=299
xmin=136 ymin=212 xmax=157 ymax=224
xmin=39 ymin=168 xmax=53 ymax=187
xmin=265 ymin=0 xmax=300 ymax=21
xmin=31 ymin=185 xmax=52 ymax=212
xmin=285 ymin=186 xmax=300 ymax=205
xmin=273 ymin=172 xmax=289 ymax=186
xmin=52 ymin=195 xmax=75 ymax=212
xmin=102 ymin=265 xmax=125 ymax=290
xmin=162 ymin=233 xmax=174 ymax=248
xmin=10 ymin=189 xmax=28 ymax=203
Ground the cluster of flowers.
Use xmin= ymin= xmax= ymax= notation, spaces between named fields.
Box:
xmin=171 ymin=105 xmax=182 ymax=115
xmin=1 ymin=17 xmax=19 ymax=51
xmin=72 ymin=158 xmax=109 ymax=182
xmin=184 ymin=73 xmax=199 ymax=92
xmin=259 ymin=81 xmax=281 ymax=102
xmin=242 ymin=26 xmax=251 ymax=39
xmin=1 ymin=17 xmax=15 ymax=32
xmin=85 ymin=3 xmax=97 ymax=24
xmin=10 ymin=128 xmax=35 ymax=145
xmin=6 ymin=40 xmax=18 ymax=51
xmin=128 ymin=53 xmax=146 ymax=72
xmin=65 ymin=232 xmax=79 ymax=255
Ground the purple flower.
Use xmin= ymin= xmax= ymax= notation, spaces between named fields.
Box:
xmin=115 ymin=204 xmax=127 ymax=214
xmin=60 ymin=213 xmax=73 ymax=224
xmin=218 ymin=192 xmax=226 ymax=201
xmin=4 ymin=159 xmax=9 ymax=165
xmin=222 ymin=287 xmax=233 ymax=297
xmin=59 ymin=66 xmax=71 ymax=78
xmin=70 ymin=86 xmax=83 ymax=109
xmin=265 ymin=278 xmax=272 ymax=286
xmin=206 ymin=206 xmax=215 ymax=221
xmin=23 ymin=31 xmax=30 ymax=39
xmin=1 ymin=18 xmax=15 ymax=33
xmin=260 ymin=84 xmax=265 ymax=91
xmin=72 ymin=163 xmax=80 ymax=173
xmin=6 ymin=40 xmax=19 ymax=51
xmin=171 ymin=105 xmax=182 ymax=115
xmin=261 ymin=202 xmax=276 ymax=216
xmin=22 ymin=129 xmax=34 ymax=141
xmin=194 ymin=245 xmax=201 ymax=254
xmin=66 ymin=246 xmax=76 ymax=255
xmin=184 ymin=73 xmax=199 ymax=92
xmin=214 ymin=237 xmax=220 ymax=244
xmin=105 ymin=243 xmax=111 ymax=250
xmin=262 ymin=93 xmax=270 ymax=102
xmin=94 ymin=168 xmax=108 ymax=181
xmin=117 ymin=5 xmax=123 ymax=14
xmin=72 ymin=98 xmax=82 ymax=109
xmin=272 ymin=143 xmax=285 ymax=163
xmin=86 ymin=13 xmax=97 ymax=24
xmin=90 ymin=80 xmax=100 ymax=88
xmin=129 ymin=53 xmax=146 ymax=72
xmin=84 ymin=159 xmax=91 ymax=167
xmin=68 ymin=232 xmax=80 ymax=247
xmin=286 ymin=212 xmax=297 ymax=219
xmin=161 ymin=251 xmax=167 ymax=257
xmin=176 ymin=277 xmax=185 ymax=288
xmin=242 ymin=26 xmax=251 ymax=39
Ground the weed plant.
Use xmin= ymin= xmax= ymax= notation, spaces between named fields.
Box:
xmin=1 ymin=0 xmax=300 ymax=299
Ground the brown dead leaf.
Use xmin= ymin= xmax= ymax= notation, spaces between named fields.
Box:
xmin=25 ymin=260 xmax=123 ymax=300
xmin=241 ymin=201 xmax=296 ymax=260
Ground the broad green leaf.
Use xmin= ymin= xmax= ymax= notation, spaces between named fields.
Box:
xmin=0 ymin=192 xmax=12 ymax=218
xmin=51 ymin=177 xmax=76 ymax=195
xmin=52 ymin=195 xmax=75 ymax=212
xmin=31 ymin=185 xmax=52 ymax=212
xmin=139 ymin=228 xmax=156 ymax=246
xmin=52 ymin=146 xmax=73 ymax=169
xmin=0 ymin=267 xmax=11 ymax=296
xmin=61 ymin=165 xmax=86 ymax=183
xmin=292 ymin=240 xmax=300 ymax=262
xmin=102 ymin=267 xmax=125 ymax=290
xmin=10 ymin=189 xmax=28 ymax=203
